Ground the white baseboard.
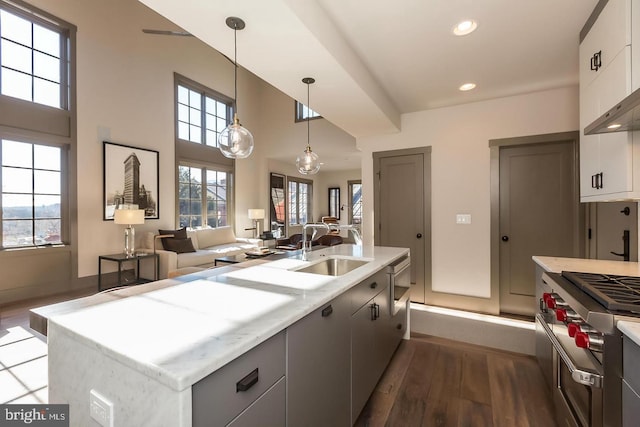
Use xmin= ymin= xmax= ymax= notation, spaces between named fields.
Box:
xmin=410 ymin=303 xmax=535 ymax=355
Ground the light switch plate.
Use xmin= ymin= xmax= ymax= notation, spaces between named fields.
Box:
xmin=90 ymin=389 xmax=113 ymax=427
xmin=456 ymin=214 xmax=472 ymax=225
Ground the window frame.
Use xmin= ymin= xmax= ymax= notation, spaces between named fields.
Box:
xmin=0 ymin=138 xmax=67 ymax=248
xmin=0 ymin=0 xmax=71 ymax=110
xmin=177 ymin=162 xmax=232 ymax=229
xmin=294 ymin=100 xmax=321 ymax=123
xmin=287 ymin=175 xmax=313 ymax=226
xmin=0 ymin=0 xmax=75 ymax=251
xmin=174 ymin=73 xmax=236 ymax=229
xmin=348 ymin=180 xmax=362 ymax=225
xmin=175 ymin=73 xmax=234 ymax=149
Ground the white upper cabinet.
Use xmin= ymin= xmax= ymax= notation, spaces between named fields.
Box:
xmin=579 ymin=0 xmax=640 ymax=201
xmin=580 ymin=0 xmax=630 ymax=89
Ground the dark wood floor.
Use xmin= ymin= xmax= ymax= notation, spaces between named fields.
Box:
xmin=355 ymin=333 xmax=556 ymax=427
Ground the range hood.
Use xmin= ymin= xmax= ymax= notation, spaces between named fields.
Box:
xmin=585 ymin=87 xmax=640 ymax=135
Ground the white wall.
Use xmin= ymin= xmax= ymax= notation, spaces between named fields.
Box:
xmin=358 ymin=86 xmax=579 ymax=300
xmin=23 ymin=0 xmax=356 ymax=280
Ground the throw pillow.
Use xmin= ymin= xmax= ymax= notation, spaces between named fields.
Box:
xmin=158 ymin=227 xmax=187 ymax=250
xmin=162 ymin=237 xmax=196 ymax=254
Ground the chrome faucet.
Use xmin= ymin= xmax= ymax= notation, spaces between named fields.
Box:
xmin=333 ymin=224 xmax=362 ymax=245
xmin=301 ymin=223 xmax=363 ymax=260
xmin=301 ymin=223 xmax=329 ymax=260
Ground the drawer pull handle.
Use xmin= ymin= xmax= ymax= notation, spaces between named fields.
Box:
xmin=236 ymin=368 xmax=259 ymax=392
xmin=370 ymin=282 xmax=378 ymax=289
xmin=397 ymin=323 xmax=403 ymax=330
xmin=321 ymin=305 xmax=333 ymax=317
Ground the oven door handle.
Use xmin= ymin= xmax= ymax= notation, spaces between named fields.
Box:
xmin=535 ymin=314 xmax=603 ymax=388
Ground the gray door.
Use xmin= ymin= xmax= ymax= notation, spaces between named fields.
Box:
xmin=591 ymin=202 xmax=638 ymax=261
xmin=499 ymin=139 xmax=580 ymax=316
xmin=374 ymin=149 xmax=430 ymax=304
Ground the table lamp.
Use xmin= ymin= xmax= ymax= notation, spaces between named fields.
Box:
xmin=114 ymin=209 xmax=145 ymax=256
xmin=248 ymin=209 xmax=265 ymax=238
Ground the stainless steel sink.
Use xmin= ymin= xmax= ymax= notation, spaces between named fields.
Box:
xmin=296 ymin=258 xmax=369 ymax=276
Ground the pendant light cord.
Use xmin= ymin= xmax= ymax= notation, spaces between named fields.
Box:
xmin=306 ymin=81 xmax=310 ymax=149
xmin=234 ymin=25 xmax=238 ymax=117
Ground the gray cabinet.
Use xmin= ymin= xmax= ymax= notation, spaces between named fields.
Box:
xmin=192 ymin=332 xmax=285 ymax=426
xmin=286 ymin=293 xmax=351 ymax=426
xmin=623 ymin=335 xmax=640 ymax=426
xmin=227 ymin=378 xmax=285 ymax=427
xmin=351 ymin=282 xmax=392 ymax=422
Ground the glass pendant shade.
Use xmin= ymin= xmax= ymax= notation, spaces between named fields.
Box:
xmin=219 ymin=17 xmax=253 ymax=159
xmin=218 ymin=113 xmax=254 ymax=159
xmin=297 ymin=145 xmax=320 ymax=175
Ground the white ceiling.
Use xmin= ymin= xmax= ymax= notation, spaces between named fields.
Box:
xmin=138 ymin=0 xmax=598 ymax=169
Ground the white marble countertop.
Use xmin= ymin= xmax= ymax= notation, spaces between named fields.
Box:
xmin=533 ymin=256 xmax=640 ymax=275
xmin=48 ymin=245 xmax=408 ymax=392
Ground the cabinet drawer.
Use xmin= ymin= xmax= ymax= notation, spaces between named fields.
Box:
xmin=192 ymin=331 xmax=285 ymax=427
xmin=623 ymin=335 xmax=640 ymax=392
xmin=227 ymin=377 xmax=285 ymax=427
xmin=350 ymin=270 xmax=387 ymax=313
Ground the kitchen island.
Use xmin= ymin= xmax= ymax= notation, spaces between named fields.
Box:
xmin=46 ymin=244 xmax=409 ymax=426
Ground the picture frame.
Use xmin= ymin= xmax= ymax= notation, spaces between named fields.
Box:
xmin=328 ymin=187 xmax=340 ymax=219
xmin=103 ymin=141 xmax=159 ymax=220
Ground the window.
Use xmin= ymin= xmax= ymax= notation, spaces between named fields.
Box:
xmin=178 ymin=165 xmax=230 ymax=229
xmin=176 ymin=79 xmax=233 ymax=148
xmin=0 ymin=5 xmax=69 ymax=109
xmin=1 ymin=139 xmax=63 ymax=247
xmin=294 ymin=101 xmax=321 ymax=122
xmin=0 ymin=1 xmax=74 ymax=250
xmin=288 ymin=177 xmax=312 ymax=225
xmin=348 ymin=180 xmax=362 ymax=225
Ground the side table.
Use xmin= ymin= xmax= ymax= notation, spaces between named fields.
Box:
xmin=98 ymin=252 xmax=159 ymax=291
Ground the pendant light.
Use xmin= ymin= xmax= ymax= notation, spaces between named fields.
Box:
xmin=218 ymin=17 xmax=254 ymax=159
xmin=296 ymin=77 xmax=320 ymax=175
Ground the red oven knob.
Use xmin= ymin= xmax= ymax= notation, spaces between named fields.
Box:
xmin=568 ymin=322 xmax=581 ymax=337
xmin=575 ymin=331 xmax=604 ymax=352
xmin=556 ymin=309 xmax=567 ymax=322
xmin=543 ymin=292 xmax=556 ymax=309
xmin=575 ymin=332 xmax=590 ymax=348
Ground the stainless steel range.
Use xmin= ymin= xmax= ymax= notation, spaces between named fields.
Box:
xmin=536 ymin=270 xmax=640 ymax=427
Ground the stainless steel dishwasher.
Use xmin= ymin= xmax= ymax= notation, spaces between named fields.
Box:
xmin=387 ymin=255 xmax=411 ymax=316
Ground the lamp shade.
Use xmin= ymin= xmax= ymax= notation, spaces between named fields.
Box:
xmin=248 ymin=209 xmax=265 ymax=220
xmin=113 ymin=209 xmax=145 ymax=225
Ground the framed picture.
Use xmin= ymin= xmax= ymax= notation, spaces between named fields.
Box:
xmin=103 ymin=141 xmax=159 ymax=220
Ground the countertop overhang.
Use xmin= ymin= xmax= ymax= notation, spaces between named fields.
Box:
xmin=48 ymin=245 xmax=409 ymax=391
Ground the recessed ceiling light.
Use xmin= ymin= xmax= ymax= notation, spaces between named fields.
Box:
xmin=607 ymin=123 xmax=622 ymax=129
xmin=453 ymin=20 xmax=478 ymax=36
xmin=459 ymin=83 xmax=476 ymax=91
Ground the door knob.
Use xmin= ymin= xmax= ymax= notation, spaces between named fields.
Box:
xmin=501 ymin=235 xmax=509 ymax=242
xmin=416 ymin=233 xmax=422 ymax=239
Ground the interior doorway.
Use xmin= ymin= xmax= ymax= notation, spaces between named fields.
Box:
xmin=587 ymin=202 xmax=638 ymax=262
xmin=373 ymin=148 xmax=431 ymax=303
xmin=491 ymin=132 xmax=583 ymax=317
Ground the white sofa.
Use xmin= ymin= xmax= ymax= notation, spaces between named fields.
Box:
xmin=141 ymin=226 xmax=262 ymax=279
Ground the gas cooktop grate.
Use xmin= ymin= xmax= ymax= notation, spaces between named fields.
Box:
xmin=562 ymin=271 xmax=640 ymax=312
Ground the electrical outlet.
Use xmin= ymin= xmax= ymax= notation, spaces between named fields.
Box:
xmin=456 ymin=214 xmax=472 ymax=225
xmin=90 ymin=389 xmax=114 ymax=427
